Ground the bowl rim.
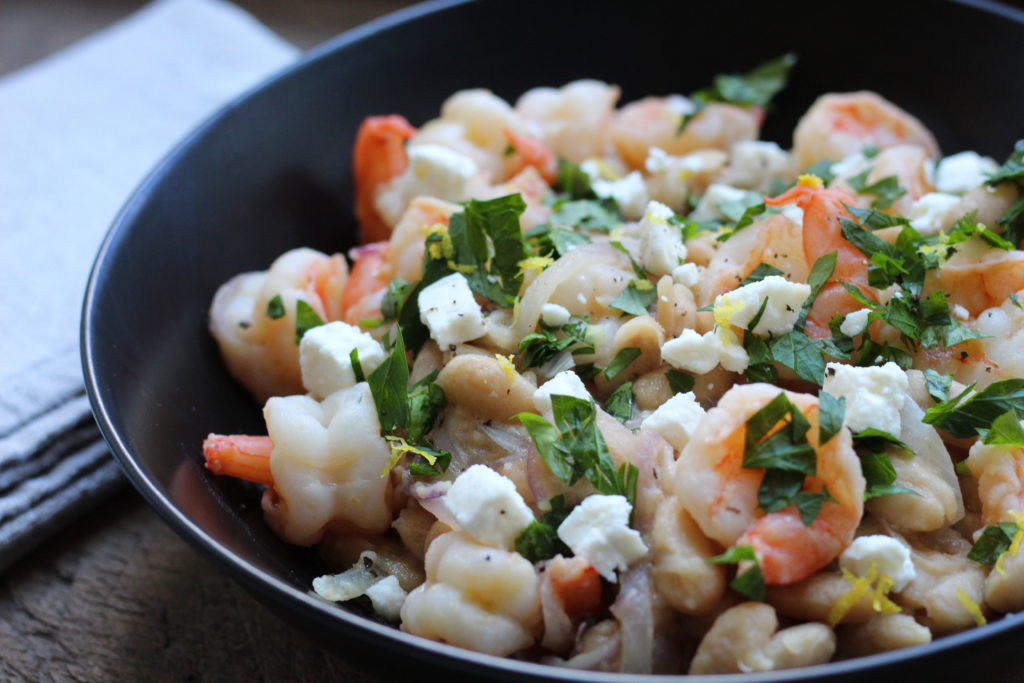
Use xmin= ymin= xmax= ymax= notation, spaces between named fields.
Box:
xmin=81 ymin=0 xmax=1024 ymax=679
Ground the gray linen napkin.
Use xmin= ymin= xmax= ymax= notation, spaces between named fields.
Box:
xmin=0 ymin=0 xmax=297 ymax=571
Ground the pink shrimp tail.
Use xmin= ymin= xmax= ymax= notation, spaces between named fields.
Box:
xmin=202 ymin=434 xmax=274 ymax=485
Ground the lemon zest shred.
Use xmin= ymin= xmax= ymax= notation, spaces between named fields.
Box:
xmin=870 ymin=573 xmax=901 ymax=615
xmin=380 ymin=435 xmax=439 ymax=478
xmin=446 ymin=260 xmax=476 ymax=274
xmin=713 ymin=295 xmax=745 ymax=342
xmin=995 ymin=511 xmax=1024 ymax=574
xmin=828 ymin=566 xmax=875 ymax=627
xmin=518 ymin=256 xmax=554 ymax=276
xmin=956 ymin=588 xmax=987 ymax=627
xmin=609 ymin=226 xmax=626 ymax=241
xmin=495 ymin=354 xmax=517 ymax=382
xmin=634 ymin=279 xmax=654 ymax=291
xmin=797 ymin=174 xmax=824 ymax=189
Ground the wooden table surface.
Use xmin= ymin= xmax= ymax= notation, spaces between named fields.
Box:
xmin=4 ymin=1 xmax=1024 ymax=681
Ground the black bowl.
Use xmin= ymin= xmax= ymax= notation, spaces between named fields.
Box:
xmin=83 ymin=0 xmax=1024 ymax=679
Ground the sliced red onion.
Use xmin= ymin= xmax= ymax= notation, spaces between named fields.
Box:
xmin=610 ymin=563 xmax=655 ymax=674
xmin=409 ymin=481 xmax=459 ymax=530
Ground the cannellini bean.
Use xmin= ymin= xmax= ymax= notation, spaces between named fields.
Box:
xmin=656 ymin=276 xmax=698 ymax=339
xmin=593 ymin=315 xmax=665 ymax=394
xmin=896 ymin=529 xmax=988 ymax=634
xmin=392 ymin=501 xmax=437 ymax=562
xmin=318 ymin=533 xmax=425 ymax=592
xmin=651 ymin=496 xmax=726 ymax=614
xmin=836 ymin=614 xmax=932 ymax=659
xmin=435 ymin=354 xmax=537 ymax=423
xmin=689 ymin=602 xmax=835 ymax=674
xmin=386 ymin=197 xmax=459 ymax=283
xmin=516 ymin=80 xmax=620 ymax=163
xmin=984 ymin=546 xmax=1024 ymax=613
xmin=400 ymin=531 xmax=541 ymax=656
xmin=633 ymin=370 xmax=674 ymax=412
xmin=766 ymin=572 xmax=876 ymax=625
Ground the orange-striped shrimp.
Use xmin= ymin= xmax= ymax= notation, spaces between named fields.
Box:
xmin=503 ymin=129 xmax=557 ymax=184
xmin=765 ymin=181 xmax=872 ymax=338
xmin=202 ymin=434 xmax=273 ymax=485
xmin=547 ymin=555 xmax=603 ymax=621
xmin=675 ymin=384 xmax=865 ymax=585
xmin=792 ymin=91 xmax=940 ymax=169
xmin=966 ymin=440 xmax=1024 ymax=528
xmin=342 ymin=241 xmax=392 ymax=326
xmin=353 ymin=115 xmax=417 ymax=243
xmin=611 ymin=97 xmax=759 ymax=169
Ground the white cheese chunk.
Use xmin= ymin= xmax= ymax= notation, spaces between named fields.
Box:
xmin=839 ymin=535 xmax=915 ymax=592
xmin=533 ymin=370 xmax=592 ymax=413
xmin=831 ymin=152 xmax=871 ymax=180
xmin=839 ymin=308 xmax=872 ymax=337
xmin=638 ymin=200 xmax=687 ymax=276
xmin=641 ymin=391 xmax=706 ymax=451
xmin=717 ymin=340 xmax=751 ymax=373
xmin=299 ymin=321 xmax=387 ymax=399
xmin=713 ymin=275 xmax=812 ymax=337
xmin=934 ymin=151 xmax=999 ymax=195
xmin=671 ymin=263 xmax=702 ymax=289
xmin=952 ymin=304 xmax=970 ymax=321
xmin=418 ymin=273 xmax=486 ymax=349
xmin=720 ymin=140 xmax=793 ymax=191
xmin=557 ymin=494 xmax=648 ymax=582
xmin=444 ymin=465 xmax=535 ymax=550
xmin=690 ymin=183 xmax=750 ymax=221
xmin=403 ymin=144 xmax=477 ymax=202
xmin=541 ymin=303 xmax=572 ymax=328
xmin=908 ymin=192 xmax=962 ymax=235
xmin=823 ymin=362 xmax=908 ymax=434
xmin=581 ymin=162 xmax=649 ymax=220
xmin=365 ymin=575 xmax=407 ymax=622
xmin=661 ymin=329 xmax=721 ymax=375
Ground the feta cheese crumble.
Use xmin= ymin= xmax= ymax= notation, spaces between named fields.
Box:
xmin=839 ymin=308 xmax=872 ymax=337
xmin=712 ymin=275 xmax=811 ymax=337
xmin=822 ymin=362 xmax=909 ymax=434
xmin=541 ymin=303 xmax=572 ymax=328
xmin=661 ymin=328 xmax=750 ymax=375
xmin=418 ymin=273 xmax=486 ymax=348
xmin=839 ymin=535 xmax=915 ymax=592
xmin=719 ymin=140 xmax=793 ymax=191
xmin=299 ymin=321 xmax=387 ymax=399
xmin=671 ymin=263 xmax=702 ymax=289
xmin=534 ymin=370 xmax=592 ymax=413
xmin=638 ymin=200 xmax=687 ymax=276
xmin=934 ymin=151 xmax=999 ymax=195
xmin=364 ymin=575 xmax=408 ymax=621
xmin=690 ymin=183 xmax=750 ymax=221
xmin=581 ymin=160 xmax=648 ymax=220
xmin=557 ymin=494 xmax=648 ymax=582
xmin=641 ymin=391 xmax=706 ymax=451
xmin=831 ymin=152 xmax=871 ymax=180
xmin=444 ymin=465 xmax=535 ymax=550
xmin=907 ymin=192 xmax=962 ymax=235
xmin=403 ymin=144 xmax=478 ymax=202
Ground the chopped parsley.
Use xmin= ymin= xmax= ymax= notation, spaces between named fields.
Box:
xmin=548 ymin=198 xmax=621 ymax=233
xmin=525 ymin=223 xmax=592 ymax=257
xmin=923 ymin=379 xmax=1024 ymax=438
xmin=603 ymin=347 xmax=641 ymax=381
xmin=265 ymin=294 xmax=285 ymax=319
xmin=514 ymin=495 xmax=573 ymax=563
xmin=294 ymin=300 xmax=325 ymax=344
xmin=852 ymin=428 xmax=918 ymax=500
xmin=740 ymin=263 xmax=784 ymax=286
xmin=980 ymin=409 xmax=1024 ymax=447
xmin=665 ymin=369 xmax=696 ymax=394
xmin=847 ymin=171 xmax=906 ymax=210
xmin=603 ymin=381 xmax=635 ymax=424
xmin=923 ymin=369 xmax=953 ymax=403
xmin=517 ymin=321 xmax=594 ymax=370
xmin=984 ymin=142 xmax=1024 ymax=246
xmin=708 ymin=545 xmax=766 ymax=601
xmin=680 ymin=53 xmax=797 ymax=133
xmin=817 ymin=392 xmax=845 ymax=446
xmin=518 ymin=395 xmax=639 ymax=506
xmin=556 ymin=158 xmax=597 ymax=200
xmin=967 ymin=522 xmax=1020 ymax=565
xmin=610 ymin=278 xmax=656 ymax=317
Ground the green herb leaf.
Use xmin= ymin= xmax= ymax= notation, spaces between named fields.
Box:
xmin=603 ymin=382 xmax=635 ymax=424
xmin=946 ymin=213 xmax=1014 ymax=251
xmin=294 ymin=300 xmax=325 ymax=344
xmin=1010 ymin=292 xmax=1023 ymax=310
xmin=740 ymin=263 xmax=784 ymax=287
xmin=514 ymin=495 xmax=573 ymax=563
xmin=818 ymin=392 xmax=845 ymax=445
xmin=718 ymin=202 xmax=767 ymax=241
xmin=743 ymin=393 xmax=817 ymax=474
xmin=408 ymin=446 xmax=451 ymax=476
xmin=846 ymin=205 xmax=910 ymax=231
xmin=923 ymin=379 xmax=1024 ymax=438
xmin=923 ymin=369 xmax=953 ymax=403
xmin=968 ymin=522 xmax=1020 ymax=565
xmin=550 ymin=199 xmax=620 ymax=233
xmin=350 ymin=348 xmax=366 ymax=383
xmin=604 ymin=347 xmax=641 ymax=381
xmin=266 ymin=294 xmax=285 ymax=319
xmin=997 ymin=193 xmax=1024 ymax=247
xmin=697 ymin=53 xmax=797 ymax=109
xmin=794 ymin=251 xmax=838 ymax=331
xmin=406 ymin=372 xmax=446 ymax=444
xmin=708 ymin=545 xmax=766 ymax=601
xmin=981 ymin=410 xmax=1024 ymax=447
xmin=380 ymin=278 xmax=414 ymax=321
xmin=526 ymin=224 xmax=593 ymax=257
xmin=847 ymin=173 xmax=906 ymax=210
xmin=610 ymin=279 xmax=656 ymax=316
xmin=770 ymin=330 xmax=826 ymax=385
xmin=450 ymin=195 xmax=529 ymax=307
xmin=367 ymin=327 xmax=409 ymax=432
xmin=986 ymin=141 xmax=1024 ymax=186
xmin=665 ymin=369 xmax=696 ymax=394
xmin=556 ymin=158 xmax=598 ymax=200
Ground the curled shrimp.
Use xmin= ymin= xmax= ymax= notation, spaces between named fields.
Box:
xmin=202 ymin=434 xmax=273 ymax=485
xmin=515 ymin=80 xmax=620 ymax=164
xmin=503 ymin=129 xmax=557 ymax=184
xmin=209 ymin=248 xmax=348 ymax=402
xmin=765 ymin=181 xmax=872 ymax=338
xmin=675 ymin=383 xmax=865 ymax=585
xmin=342 ymin=241 xmax=391 ymax=326
xmin=354 ymin=115 xmax=417 ymax=243
xmin=966 ymin=440 xmax=1024 ymax=528
xmin=611 ymin=97 xmax=759 ymax=169
xmin=792 ymin=91 xmax=939 ymax=169
xmin=832 ymin=144 xmax=935 ymax=217
xmin=926 ymin=239 xmax=1024 ymax=318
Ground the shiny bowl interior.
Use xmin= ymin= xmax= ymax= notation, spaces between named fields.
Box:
xmin=83 ymin=0 xmax=1024 ymax=679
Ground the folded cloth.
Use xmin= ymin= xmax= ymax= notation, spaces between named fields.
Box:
xmin=0 ymin=0 xmax=298 ymax=571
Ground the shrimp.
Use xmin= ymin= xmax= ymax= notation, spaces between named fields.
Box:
xmin=926 ymin=238 xmax=1024 ymax=318
xmin=547 ymin=555 xmax=603 ymax=620
xmin=697 ymin=213 xmax=808 ymax=307
xmin=765 ymin=181 xmax=871 ymax=338
xmin=966 ymin=440 xmax=1024 ymax=528
xmin=515 ymin=80 xmax=620 ymax=164
xmin=675 ymin=383 xmax=865 ymax=585
xmin=792 ymin=92 xmax=939 ymax=169
xmin=611 ymin=97 xmax=759 ymax=169
xmin=353 ymin=115 xmax=417 ymax=243
xmin=387 ymin=197 xmax=459 ymax=283
xmin=503 ymin=129 xmax=557 ymax=184
xmin=202 ymin=434 xmax=273 ymax=485
xmin=209 ymin=248 xmax=348 ymax=402
xmin=833 ymin=144 xmax=935 ymax=217
xmin=341 ymin=241 xmax=391 ymax=326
